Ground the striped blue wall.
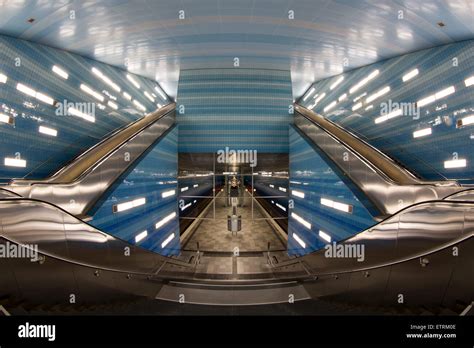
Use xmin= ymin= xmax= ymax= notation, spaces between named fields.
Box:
xmin=288 ymin=126 xmax=375 ymax=256
xmin=176 ymin=68 xmax=293 ymax=153
xmin=299 ymin=40 xmax=474 ymax=183
xmin=89 ymin=126 xmax=179 ymax=256
xmin=0 ymin=34 xmax=168 ymax=182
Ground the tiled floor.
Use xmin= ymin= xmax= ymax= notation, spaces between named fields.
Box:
xmin=183 ymin=196 xmax=285 ymax=252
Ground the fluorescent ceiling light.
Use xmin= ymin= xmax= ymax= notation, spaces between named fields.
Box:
xmin=374 ymin=109 xmax=402 ymax=124
xmin=135 ymin=230 xmax=148 ymax=243
xmin=161 ymin=232 xmax=175 ymax=248
xmin=291 ymin=212 xmax=311 ymax=229
xmin=35 ymin=92 xmax=54 ymax=105
xmin=133 ymin=100 xmax=146 ymax=112
xmin=4 ymin=157 xmax=26 ymax=167
xmin=154 ymin=86 xmax=167 ymax=100
xmin=465 ymin=76 xmax=474 ymax=87
xmin=292 ymin=233 xmax=306 ymax=248
xmin=279 ymin=187 xmax=287 ymax=192
xmin=193 ymin=184 xmax=198 ymax=188
xmin=320 ymin=197 xmax=353 ymax=213
xmin=319 ymin=230 xmax=331 ymax=243
xmin=349 ymin=70 xmax=379 ymax=94
xmin=314 ymin=93 xmax=326 ymax=104
xmin=16 ymin=83 xmax=54 ymax=105
xmin=156 ymin=212 xmax=177 ymax=229
xmin=114 ymin=197 xmax=146 ymax=213
xmin=276 ymin=203 xmax=286 ymax=211
xmin=144 ymin=91 xmax=155 ymax=102
xmin=92 ymin=67 xmax=121 ymax=92
xmin=68 ymin=107 xmax=95 ymax=123
xmin=413 ymin=127 xmax=432 ymax=138
xmin=365 ymin=105 xmax=373 ymax=111
xmin=162 ymin=189 xmax=176 ymax=198
xmin=107 ymin=101 xmax=118 ymax=110
xmin=457 ymin=114 xmax=474 ymax=128
xmin=417 ymin=86 xmax=455 ymax=107
xmin=366 ymin=86 xmax=390 ymax=103
xmin=39 ymin=125 xmax=58 ymax=137
xmin=127 ymin=74 xmax=140 ymax=89
xmin=402 ymin=68 xmax=419 ymax=82
xmin=181 ymin=202 xmax=192 ymax=211
xmin=338 ymin=93 xmax=347 ymax=102
xmin=80 ymin=84 xmax=104 ymax=102
xmin=123 ymin=92 xmax=132 ymax=100
xmin=303 ymin=87 xmax=315 ymax=101
xmin=0 ymin=73 xmax=7 ymax=83
xmin=444 ymin=159 xmax=466 ymax=169
xmin=52 ymin=65 xmax=69 ymax=79
xmin=0 ymin=113 xmax=14 ymax=125
xmin=292 ymin=190 xmax=305 ymax=199
xmin=330 ymin=76 xmax=344 ymax=90
xmin=352 ymin=102 xmax=362 ymax=111
xmin=353 ymin=92 xmax=367 ymax=103
xmin=157 ymin=103 xmax=163 ymax=108
xmin=181 ymin=186 xmax=189 ymax=192
xmin=323 ymin=100 xmax=337 ymax=112
xmin=269 ymin=184 xmax=274 ymax=188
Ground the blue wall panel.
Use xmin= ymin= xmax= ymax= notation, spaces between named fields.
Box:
xmin=288 ymin=126 xmax=375 ymax=256
xmin=89 ymin=126 xmax=179 ymax=256
xmin=299 ymin=40 xmax=474 ymax=183
xmin=176 ymin=68 xmax=293 ymax=153
xmin=0 ymin=34 xmax=168 ymax=182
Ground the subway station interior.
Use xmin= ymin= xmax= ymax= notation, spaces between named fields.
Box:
xmin=0 ymin=0 xmax=473 ymax=318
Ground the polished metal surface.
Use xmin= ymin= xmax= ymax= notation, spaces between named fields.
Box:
xmin=294 ymin=105 xmax=462 ymax=215
xmin=4 ymin=104 xmax=175 ymax=216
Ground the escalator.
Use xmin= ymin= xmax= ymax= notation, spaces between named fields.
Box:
xmin=1 ymin=103 xmax=176 ymax=217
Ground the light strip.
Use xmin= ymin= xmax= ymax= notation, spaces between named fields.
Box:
xmin=444 ymin=159 xmax=466 ymax=169
xmin=4 ymin=157 xmax=26 ymax=167
xmin=181 ymin=186 xmax=189 ymax=192
xmin=157 ymin=103 xmax=163 ymax=109
xmin=417 ymin=86 xmax=455 ymax=107
xmin=279 ymin=187 xmax=287 ymax=192
xmin=413 ymin=127 xmax=432 ymax=138
xmin=16 ymin=83 xmax=55 ymax=105
xmin=0 ymin=113 xmax=14 ymax=125
xmin=276 ymin=203 xmax=286 ymax=211
xmin=402 ymin=68 xmax=419 ymax=82
xmin=365 ymin=86 xmax=390 ymax=103
xmin=321 ymin=197 xmax=353 ymax=213
xmin=161 ymin=232 xmax=175 ymax=248
xmin=314 ymin=93 xmax=326 ymax=105
xmin=349 ymin=70 xmax=379 ymax=94
xmin=123 ymin=92 xmax=132 ymax=100
xmin=353 ymin=92 xmax=367 ymax=103
xmin=193 ymin=184 xmax=199 ymax=188
xmin=291 ymin=212 xmax=311 ymax=229
xmin=92 ymin=67 xmax=121 ymax=92
xmin=181 ymin=202 xmax=192 ymax=211
xmin=338 ymin=93 xmax=347 ymax=102
xmin=303 ymin=87 xmax=315 ymax=101
xmin=154 ymin=86 xmax=167 ymax=100
xmin=39 ymin=125 xmax=58 ymax=137
xmin=292 ymin=233 xmax=306 ymax=248
xmin=80 ymin=84 xmax=104 ymax=102
xmin=323 ymin=100 xmax=337 ymax=112
xmin=107 ymin=101 xmax=118 ymax=110
xmin=330 ymin=76 xmax=344 ymax=90
xmin=127 ymin=74 xmax=140 ymax=89
xmin=457 ymin=115 xmax=474 ymax=128
xmin=365 ymin=105 xmax=373 ymax=111
xmin=133 ymin=100 xmax=146 ymax=112
xmin=135 ymin=230 xmax=148 ymax=243
xmin=374 ymin=109 xmax=403 ymax=124
xmin=114 ymin=197 xmax=146 ymax=213
xmin=161 ymin=190 xmax=176 ymax=198
xmin=52 ymin=65 xmax=69 ymax=79
xmin=269 ymin=184 xmax=274 ymax=188
xmin=465 ymin=75 xmax=474 ymax=87
xmin=319 ymin=230 xmax=331 ymax=243
xmin=144 ymin=91 xmax=155 ymax=102
xmin=352 ymin=102 xmax=362 ymax=111
xmin=68 ymin=107 xmax=95 ymax=123
xmin=156 ymin=212 xmax=177 ymax=229
xmin=292 ymin=190 xmax=305 ymax=199
xmin=0 ymin=73 xmax=7 ymax=84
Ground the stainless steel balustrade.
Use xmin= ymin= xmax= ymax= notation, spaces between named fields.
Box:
xmin=3 ymin=103 xmax=176 ymax=217
xmin=294 ymin=104 xmax=463 ymax=216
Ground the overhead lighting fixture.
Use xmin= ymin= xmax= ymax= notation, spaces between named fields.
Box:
xmin=156 ymin=103 xmax=163 ymax=108
xmin=444 ymin=159 xmax=466 ymax=169
xmin=80 ymin=84 xmax=104 ymax=102
xmin=123 ymin=92 xmax=132 ymax=100
xmin=113 ymin=197 xmax=146 ymax=213
xmin=4 ymin=157 xmax=26 ymax=167
xmin=314 ymin=93 xmax=326 ymax=105
xmin=323 ymin=100 xmax=337 ymax=112
xmin=162 ymin=189 xmax=176 ymax=198
xmin=319 ymin=230 xmax=331 ymax=243
xmin=349 ymin=70 xmax=379 ymax=94
xmin=156 ymin=212 xmax=177 ymax=229
xmin=303 ymin=87 xmax=316 ymax=101
xmin=92 ymin=67 xmax=121 ymax=92
xmin=402 ymin=68 xmax=419 ymax=82
xmin=127 ymin=74 xmax=140 ymax=89
xmin=68 ymin=107 xmax=95 ymax=123
xmin=413 ymin=127 xmax=432 ymax=138
xmin=133 ymin=100 xmax=146 ymax=112
xmin=269 ymin=184 xmax=275 ymax=188
xmin=35 ymin=92 xmax=54 ymax=105
xmin=193 ymin=184 xmax=199 ymax=188
xmin=365 ymin=105 xmax=373 ymax=111
xmin=276 ymin=203 xmax=286 ymax=211
xmin=457 ymin=114 xmax=474 ymax=128
xmin=52 ymin=65 xmax=69 ymax=79
xmin=338 ymin=93 xmax=347 ymax=102
xmin=465 ymin=75 xmax=474 ymax=87
xmin=154 ymin=86 xmax=167 ymax=100
xmin=320 ymin=197 xmax=353 ymax=213
xmin=279 ymin=187 xmax=287 ymax=192
xmin=39 ymin=125 xmax=58 ymax=137
xmin=330 ymin=76 xmax=344 ymax=90
xmin=161 ymin=232 xmax=175 ymax=248
xmin=107 ymin=101 xmax=118 ymax=110
xmin=374 ymin=109 xmax=403 ymax=124
xmin=366 ymin=86 xmax=390 ymax=103
xmin=417 ymin=86 xmax=455 ymax=107
xmin=292 ymin=190 xmax=305 ymax=199
xmin=0 ymin=113 xmax=14 ymax=125
xmin=0 ymin=73 xmax=7 ymax=84
xmin=291 ymin=212 xmax=311 ymax=229
xmin=16 ymin=83 xmax=55 ymax=105
xmin=353 ymin=92 xmax=367 ymax=103
xmin=292 ymin=233 xmax=306 ymax=248
xmin=181 ymin=202 xmax=192 ymax=211
xmin=352 ymin=102 xmax=362 ymax=111
xmin=181 ymin=186 xmax=189 ymax=192
xmin=135 ymin=230 xmax=148 ymax=243
xmin=144 ymin=91 xmax=155 ymax=102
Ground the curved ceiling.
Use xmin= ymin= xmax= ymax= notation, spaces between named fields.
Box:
xmin=0 ymin=0 xmax=473 ymax=98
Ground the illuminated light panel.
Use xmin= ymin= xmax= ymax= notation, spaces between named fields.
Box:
xmin=352 ymin=102 xmax=362 ymax=111
xmin=330 ymin=76 xmax=344 ymax=90
xmin=193 ymin=184 xmax=199 ymax=188
xmin=365 ymin=105 xmax=373 ymax=111
xmin=353 ymin=92 xmax=367 ymax=103
xmin=181 ymin=202 xmax=192 ymax=211
xmin=123 ymin=92 xmax=132 ymax=100
xmin=269 ymin=184 xmax=275 ymax=188
xmin=161 ymin=232 xmax=175 ymax=248
xmin=156 ymin=212 xmax=177 ymax=229
xmin=465 ymin=76 xmax=474 ymax=87
xmin=349 ymin=70 xmax=379 ymax=94
xmin=319 ymin=230 xmax=332 ymax=243
xmin=291 ymin=212 xmax=311 ymax=229
xmin=68 ymin=107 xmax=95 ymax=123
xmin=154 ymin=86 xmax=167 ymax=100
xmin=292 ymin=190 xmax=305 ymax=199
xmin=444 ymin=159 xmax=467 ymax=169
xmin=127 ymin=74 xmax=140 ymax=89
xmin=135 ymin=230 xmax=148 ymax=243
xmin=144 ymin=91 xmax=155 ymax=102
xmin=279 ymin=187 xmax=287 ymax=192
xmin=320 ymin=198 xmax=353 ymax=213
xmin=402 ymin=68 xmax=419 ymax=82
xmin=0 ymin=73 xmax=7 ymax=83
xmin=91 ymin=67 xmax=120 ymax=92
xmin=133 ymin=100 xmax=146 ymax=112
xmin=157 ymin=103 xmax=163 ymax=109
xmin=80 ymin=84 xmax=104 ymax=102
xmin=16 ymin=83 xmax=54 ymax=105
xmin=4 ymin=157 xmax=26 ymax=167
xmin=314 ymin=93 xmax=326 ymax=105
xmin=162 ymin=189 xmax=176 ymax=198
xmin=374 ymin=109 xmax=403 ymax=124
xmin=413 ymin=127 xmax=432 ymax=138
xmin=323 ymin=100 xmax=337 ymax=112
xmin=366 ymin=86 xmax=390 ymax=103
xmin=457 ymin=115 xmax=474 ymax=128
xmin=114 ymin=197 xmax=146 ymax=213
xmin=417 ymin=86 xmax=455 ymax=107
xmin=181 ymin=186 xmax=189 ymax=192
xmin=39 ymin=125 xmax=57 ymax=137
xmin=338 ymin=93 xmax=347 ymax=102
xmin=52 ymin=65 xmax=68 ymax=79
xmin=36 ymin=92 xmax=54 ymax=105
xmin=107 ymin=101 xmax=118 ymax=110
xmin=276 ymin=203 xmax=286 ymax=211
xmin=303 ymin=87 xmax=315 ymax=101
xmin=0 ymin=113 xmax=14 ymax=125
xmin=292 ymin=233 xmax=306 ymax=248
